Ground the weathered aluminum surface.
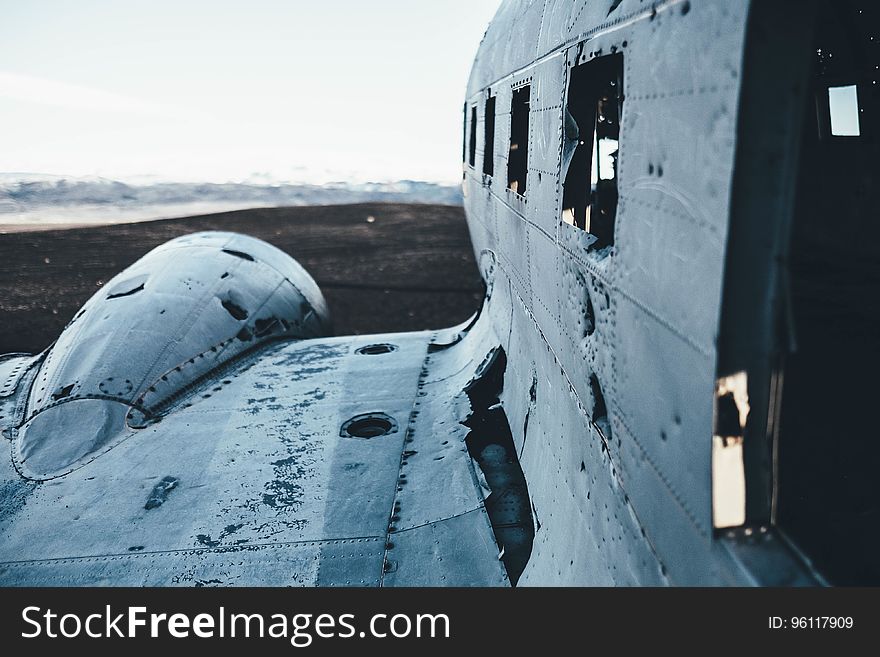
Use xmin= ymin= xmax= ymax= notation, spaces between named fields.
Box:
xmin=0 ymin=317 xmax=509 ymax=586
xmin=462 ymin=0 xmax=820 ymax=584
xmin=0 ymin=228 xmax=511 ymax=586
xmin=13 ymin=232 xmax=332 ymax=481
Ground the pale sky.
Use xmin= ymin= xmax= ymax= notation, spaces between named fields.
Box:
xmin=0 ymin=0 xmax=501 ymax=184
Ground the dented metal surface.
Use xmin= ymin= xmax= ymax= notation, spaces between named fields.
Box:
xmin=461 ymin=0 xmax=832 ymax=585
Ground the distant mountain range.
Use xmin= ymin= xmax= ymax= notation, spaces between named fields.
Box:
xmin=0 ymin=175 xmax=463 ymax=225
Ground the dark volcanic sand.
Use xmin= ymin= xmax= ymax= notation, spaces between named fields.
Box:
xmin=0 ymin=203 xmax=483 ymax=354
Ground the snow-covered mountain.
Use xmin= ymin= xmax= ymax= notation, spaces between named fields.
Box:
xmin=0 ymin=175 xmax=463 ymax=226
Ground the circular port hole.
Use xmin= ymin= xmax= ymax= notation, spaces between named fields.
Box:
xmin=356 ymin=343 xmax=398 ymax=356
xmin=341 ymin=413 xmax=398 ymax=439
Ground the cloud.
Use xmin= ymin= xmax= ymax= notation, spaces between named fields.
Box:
xmin=0 ymin=71 xmax=205 ymax=121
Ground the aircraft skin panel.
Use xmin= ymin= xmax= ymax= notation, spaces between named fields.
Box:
xmin=486 ymin=206 xmax=733 ymax=586
xmin=1 ymin=336 xmax=417 ymax=566
xmin=496 ymin=204 xmax=533 ymax=312
xmin=0 ymin=327 xmax=510 ymax=586
xmin=390 ymin=375 xmax=480 ymax=532
xmin=0 ymin=355 xmax=32 ymax=399
xmin=525 ymin=234 xmax=563 ymax=383
xmin=382 ymin=511 xmax=507 ymax=587
xmin=496 ymin=264 xmax=668 ymax=586
xmin=0 ymin=538 xmax=385 ymax=588
xmin=482 ymin=0 xmax=544 ymax=83
xmin=612 ymin=297 xmax=715 ymax=530
xmin=457 ymin=0 xmax=818 ymax=585
xmin=0 ymin=356 xmax=34 ymax=442
xmin=523 ymin=163 xmax=562 ymax=238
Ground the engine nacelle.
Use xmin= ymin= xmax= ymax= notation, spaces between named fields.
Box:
xmin=13 ymin=231 xmax=330 ymax=480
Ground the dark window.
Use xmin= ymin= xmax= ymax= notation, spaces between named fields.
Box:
xmin=483 ymin=95 xmax=496 ymax=177
xmin=507 ymin=85 xmax=530 ymax=196
xmin=462 ymin=102 xmax=468 ymax=164
xmin=562 ymin=53 xmax=623 ymax=250
xmin=827 ymin=84 xmax=861 ymax=136
xmin=469 ymin=105 xmax=477 ymax=168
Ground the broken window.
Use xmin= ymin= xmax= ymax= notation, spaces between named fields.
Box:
xmin=483 ymin=95 xmax=496 ymax=177
xmin=468 ymin=105 xmax=477 ymax=168
xmin=507 ymin=84 xmax=530 ymax=196
xmin=712 ymin=372 xmax=748 ymax=529
xmin=562 ymin=53 xmax=623 ymax=250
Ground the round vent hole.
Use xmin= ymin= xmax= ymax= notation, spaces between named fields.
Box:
xmin=341 ymin=413 xmax=397 ymax=439
xmin=356 ymin=343 xmax=398 ymax=356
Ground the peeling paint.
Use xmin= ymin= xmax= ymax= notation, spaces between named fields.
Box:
xmin=0 ymin=479 xmax=37 ymax=524
xmin=144 ymin=476 xmax=179 ymax=510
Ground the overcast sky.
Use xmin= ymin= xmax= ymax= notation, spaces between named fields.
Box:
xmin=0 ymin=0 xmax=501 ymax=184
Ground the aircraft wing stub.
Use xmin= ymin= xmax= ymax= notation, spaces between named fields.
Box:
xmin=0 ymin=321 xmax=512 ymax=586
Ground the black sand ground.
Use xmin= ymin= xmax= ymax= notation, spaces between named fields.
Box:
xmin=0 ymin=203 xmax=483 ymax=354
